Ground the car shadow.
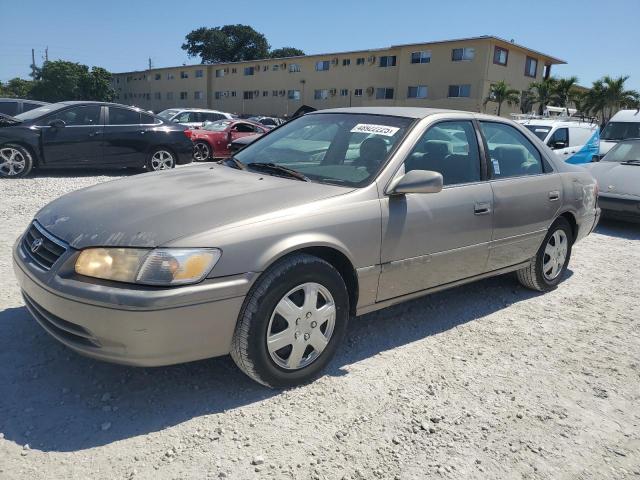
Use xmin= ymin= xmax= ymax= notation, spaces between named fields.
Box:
xmin=594 ymin=218 xmax=640 ymax=240
xmin=0 ymin=272 xmax=544 ymax=453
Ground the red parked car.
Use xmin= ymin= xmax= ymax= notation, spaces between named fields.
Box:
xmin=187 ymin=120 xmax=269 ymax=160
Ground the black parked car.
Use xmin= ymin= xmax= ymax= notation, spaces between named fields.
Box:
xmin=0 ymin=101 xmax=193 ymax=178
xmin=0 ymin=98 xmax=49 ymax=116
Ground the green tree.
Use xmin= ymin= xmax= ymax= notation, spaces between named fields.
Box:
xmin=182 ymin=25 xmax=271 ymax=63
xmin=0 ymin=77 xmax=34 ymax=98
xmin=29 ymin=60 xmax=114 ymax=102
xmin=269 ymin=47 xmax=305 ymax=59
xmin=529 ymin=77 xmax=558 ymax=115
xmin=483 ymin=81 xmax=520 ymax=116
xmin=582 ymin=75 xmax=639 ymax=124
xmin=519 ymin=90 xmax=536 ymax=114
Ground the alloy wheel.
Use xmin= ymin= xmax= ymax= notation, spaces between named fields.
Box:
xmin=543 ymin=230 xmax=568 ymax=280
xmin=266 ymin=282 xmax=336 ymax=370
xmin=0 ymin=147 xmax=26 ymax=176
xmin=193 ymin=142 xmax=210 ymax=161
xmin=150 ymin=150 xmax=175 ymax=170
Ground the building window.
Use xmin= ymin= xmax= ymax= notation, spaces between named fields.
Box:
xmin=315 ymin=61 xmax=330 ymax=71
xmin=214 ymin=91 xmax=222 ymax=100
xmin=314 ymin=89 xmax=329 ymax=100
xmin=451 ymin=47 xmax=475 ymax=61
xmin=288 ymin=89 xmax=301 ymax=100
xmin=154 ymin=73 xmax=161 ymax=80
xmin=231 ymin=68 xmax=237 ymax=74
xmin=525 ymin=56 xmax=538 ymax=77
xmin=243 ymin=91 xmax=254 ymax=100
xmin=354 ymin=88 xmax=363 ymax=97
xmin=410 ymin=51 xmax=431 ymax=64
xmin=272 ymin=64 xmax=280 ymax=71
xmin=289 ymin=64 xmax=301 ymax=73
xmin=376 ymin=87 xmax=394 ymax=100
xmin=340 ymin=89 xmax=349 ymax=96
xmin=167 ymin=73 xmax=175 ymax=80
xmin=448 ymin=84 xmax=471 ymax=97
xmin=493 ymin=46 xmax=509 ymax=66
xmin=154 ymin=92 xmax=161 ymax=100
xmin=195 ymin=69 xmax=204 ymax=78
xmin=166 ymin=92 xmax=174 ymax=100
xmin=262 ymin=90 xmax=269 ymax=97
xmin=356 ymin=57 xmax=365 ymax=65
xmin=215 ymin=69 xmax=225 ymax=78
xmin=244 ymin=66 xmax=255 ymax=76
xmin=180 ymin=71 xmax=188 ymax=79
xmin=342 ymin=58 xmax=351 ymax=66
xmin=194 ymin=91 xmax=203 ymax=100
xmin=180 ymin=91 xmax=188 ymax=100
xmin=379 ymin=56 xmax=397 ymax=67
xmin=407 ymin=85 xmax=428 ymax=99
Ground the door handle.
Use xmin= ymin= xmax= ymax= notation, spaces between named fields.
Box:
xmin=548 ymin=191 xmax=560 ymax=201
xmin=139 ymin=130 xmax=146 ymax=135
xmin=88 ymin=131 xmax=102 ymax=137
xmin=474 ymin=202 xmax=491 ymax=215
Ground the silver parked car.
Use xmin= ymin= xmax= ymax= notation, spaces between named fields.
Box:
xmin=13 ymin=107 xmax=600 ymax=387
xmin=586 ymin=139 xmax=640 ymax=222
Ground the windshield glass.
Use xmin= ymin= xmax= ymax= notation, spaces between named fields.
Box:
xmin=15 ymin=103 xmax=67 ymax=121
xmin=203 ymin=120 xmax=232 ymax=131
xmin=157 ymin=109 xmax=180 ymax=120
xmin=234 ymin=113 xmax=414 ymax=187
xmin=602 ymin=141 xmax=640 ymax=162
xmin=601 ymin=121 xmax=640 ymax=141
xmin=524 ymin=125 xmax=551 ymax=141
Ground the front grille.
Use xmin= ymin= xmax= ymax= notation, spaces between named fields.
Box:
xmin=23 ymin=293 xmax=100 ymax=348
xmin=21 ymin=222 xmax=67 ymax=270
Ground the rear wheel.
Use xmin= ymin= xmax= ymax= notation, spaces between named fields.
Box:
xmin=0 ymin=144 xmax=33 ymax=178
xmin=517 ymin=217 xmax=573 ymax=291
xmin=193 ymin=141 xmax=211 ymax=161
xmin=147 ymin=149 xmax=175 ymax=171
xmin=231 ymin=253 xmax=349 ymax=388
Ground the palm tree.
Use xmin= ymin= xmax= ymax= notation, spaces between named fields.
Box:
xmin=483 ymin=81 xmax=520 ymax=116
xmin=552 ymin=76 xmax=580 ymax=113
xmin=529 ymin=77 xmax=558 ymax=115
xmin=582 ymin=75 xmax=640 ymax=125
xmin=519 ymin=90 xmax=536 ymax=114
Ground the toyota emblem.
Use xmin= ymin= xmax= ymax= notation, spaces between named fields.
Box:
xmin=30 ymin=237 xmax=43 ymax=253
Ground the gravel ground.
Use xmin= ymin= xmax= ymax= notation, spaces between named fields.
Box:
xmin=0 ymin=168 xmax=639 ymax=480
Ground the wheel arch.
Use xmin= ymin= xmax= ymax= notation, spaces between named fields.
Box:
xmin=556 ymin=210 xmax=578 ymax=242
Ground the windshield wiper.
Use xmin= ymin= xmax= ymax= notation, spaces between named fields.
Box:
xmin=247 ymin=162 xmax=309 ymax=182
xmin=218 ymin=156 xmax=246 ymax=170
xmin=621 ymin=159 xmax=640 ymax=165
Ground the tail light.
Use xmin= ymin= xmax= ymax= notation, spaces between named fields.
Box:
xmin=184 ymin=130 xmax=193 ymax=140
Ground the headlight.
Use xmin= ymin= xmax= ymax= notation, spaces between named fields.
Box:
xmin=75 ymin=248 xmax=221 ymax=286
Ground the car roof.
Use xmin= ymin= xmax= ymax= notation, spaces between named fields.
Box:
xmin=0 ymin=98 xmax=49 ymax=104
xmin=609 ymin=110 xmax=640 ymax=122
xmin=171 ymin=108 xmax=226 ymax=113
xmin=518 ymin=119 xmax=598 ymax=129
xmin=315 ymin=106 xmax=458 ymax=119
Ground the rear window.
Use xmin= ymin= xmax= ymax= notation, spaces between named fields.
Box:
xmin=157 ymin=109 xmax=180 ymax=120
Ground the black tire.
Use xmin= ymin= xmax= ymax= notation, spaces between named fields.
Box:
xmin=193 ymin=141 xmax=211 ymax=162
xmin=517 ymin=217 xmax=573 ymax=292
xmin=230 ymin=253 xmax=350 ymax=388
xmin=0 ymin=144 xmax=34 ymax=178
xmin=146 ymin=148 xmax=176 ymax=171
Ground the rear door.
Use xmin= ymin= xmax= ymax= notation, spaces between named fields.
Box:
xmin=102 ymin=106 xmax=154 ymax=166
xmin=38 ymin=105 xmax=104 ymax=166
xmin=479 ymin=121 xmax=562 ymax=270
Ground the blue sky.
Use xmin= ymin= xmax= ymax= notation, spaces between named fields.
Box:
xmin=2 ymin=0 xmax=639 ymax=90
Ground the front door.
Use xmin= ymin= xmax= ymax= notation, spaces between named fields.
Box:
xmin=39 ymin=105 xmax=104 ymax=165
xmin=377 ymin=120 xmax=493 ymax=301
xmin=478 ymin=121 xmax=562 ymax=270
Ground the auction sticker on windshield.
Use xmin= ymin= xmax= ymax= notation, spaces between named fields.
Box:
xmin=350 ymin=124 xmax=400 ymax=137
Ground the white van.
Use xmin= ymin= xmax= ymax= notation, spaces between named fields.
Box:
xmin=517 ymin=118 xmax=600 ymax=164
xmin=599 ymin=109 xmax=640 ymax=157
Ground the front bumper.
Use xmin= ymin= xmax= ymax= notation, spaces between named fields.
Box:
xmin=13 ymin=236 xmax=254 ymax=367
xmin=598 ymin=194 xmax=640 ymax=222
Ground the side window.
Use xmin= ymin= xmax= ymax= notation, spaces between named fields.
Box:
xmin=480 ymin=122 xmax=543 ymax=178
xmin=140 ymin=113 xmax=157 ymax=124
xmin=404 ymin=120 xmax=481 ymax=186
xmin=547 ymin=128 xmax=568 ymax=149
xmin=109 ymin=107 xmax=141 ymax=125
xmin=235 ymin=123 xmax=256 ymax=133
xmin=48 ymin=106 xmax=101 ymax=126
xmin=0 ymin=101 xmax=19 ymax=116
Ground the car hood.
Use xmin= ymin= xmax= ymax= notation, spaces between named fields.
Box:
xmin=35 ymin=164 xmax=351 ymax=249
xmin=585 ymin=161 xmax=640 ymax=196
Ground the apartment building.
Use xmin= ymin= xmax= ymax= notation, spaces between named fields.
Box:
xmin=112 ymin=35 xmax=565 ymax=117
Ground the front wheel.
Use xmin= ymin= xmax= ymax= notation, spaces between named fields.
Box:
xmin=517 ymin=217 xmax=573 ymax=292
xmin=0 ymin=144 xmax=34 ymax=178
xmin=193 ymin=141 xmax=211 ymax=161
xmin=146 ymin=149 xmax=175 ymax=171
xmin=231 ymin=253 xmax=349 ymax=388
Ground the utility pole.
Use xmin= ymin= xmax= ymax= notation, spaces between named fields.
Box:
xmin=45 ymin=46 xmax=49 ymax=62
xmin=31 ymin=49 xmax=37 ymax=78
xmin=148 ymin=57 xmax=152 ymax=70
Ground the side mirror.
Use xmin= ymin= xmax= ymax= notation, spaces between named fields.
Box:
xmin=551 ymin=141 xmax=567 ymax=150
xmin=387 ymin=170 xmax=443 ymax=195
xmin=48 ymin=119 xmax=65 ymax=129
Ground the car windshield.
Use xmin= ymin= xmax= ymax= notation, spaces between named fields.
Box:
xmin=524 ymin=125 xmax=551 ymax=141
xmin=602 ymin=141 xmax=640 ymax=162
xmin=203 ymin=120 xmax=232 ymax=131
xmin=15 ymin=103 xmax=67 ymax=121
xmin=234 ymin=113 xmax=414 ymax=187
xmin=600 ymin=121 xmax=640 ymax=141
xmin=157 ymin=109 xmax=180 ymax=120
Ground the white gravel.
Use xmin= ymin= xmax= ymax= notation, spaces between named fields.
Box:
xmin=1 ymin=169 xmax=639 ymax=479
